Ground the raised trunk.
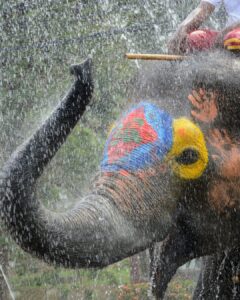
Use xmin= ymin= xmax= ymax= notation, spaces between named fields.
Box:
xmin=0 ymin=59 xmax=153 ymax=268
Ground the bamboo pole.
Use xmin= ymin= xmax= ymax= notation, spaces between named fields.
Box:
xmin=125 ymin=53 xmax=187 ymax=61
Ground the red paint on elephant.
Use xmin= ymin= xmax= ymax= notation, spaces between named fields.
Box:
xmin=108 ymin=107 xmax=158 ymax=164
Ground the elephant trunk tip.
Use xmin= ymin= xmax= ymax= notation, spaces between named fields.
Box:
xmin=70 ymin=57 xmax=93 ymax=84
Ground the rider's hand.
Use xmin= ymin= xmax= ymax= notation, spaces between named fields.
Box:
xmin=167 ymin=27 xmax=188 ymax=54
xmin=188 ymin=89 xmax=218 ymax=123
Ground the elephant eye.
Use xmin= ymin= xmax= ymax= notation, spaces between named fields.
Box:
xmin=175 ymin=148 xmax=199 ymax=165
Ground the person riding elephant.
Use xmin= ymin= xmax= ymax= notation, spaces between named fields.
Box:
xmin=168 ymin=0 xmax=240 ymax=54
xmin=150 ymin=53 xmax=240 ymax=299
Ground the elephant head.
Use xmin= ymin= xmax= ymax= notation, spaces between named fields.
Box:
xmin=1 ymin=53 xmax=240 ymax=270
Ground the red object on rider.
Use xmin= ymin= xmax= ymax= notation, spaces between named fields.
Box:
xmin=187 ymin=29 xmax=219 ymax=51
xmin=224 ymin=28 xmax=240 ymax=50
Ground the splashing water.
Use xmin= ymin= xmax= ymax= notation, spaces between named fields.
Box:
xmin=0 ymin=0 xmax=227 ymax=299
xmin=0 ymin=264 xmax=15 ymax=300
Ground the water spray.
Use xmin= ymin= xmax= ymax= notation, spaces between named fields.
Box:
xmin=0 ymin=264 xmax=15 ymax=300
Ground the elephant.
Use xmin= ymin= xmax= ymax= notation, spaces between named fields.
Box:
xmin=145 ymin=52 xmax=240 ymax=299
xmin=1 ymin=51 xmax=240 ymax=299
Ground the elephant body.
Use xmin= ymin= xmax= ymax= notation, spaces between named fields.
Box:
xmin=1 ymin=52 xmax=240 ymax=298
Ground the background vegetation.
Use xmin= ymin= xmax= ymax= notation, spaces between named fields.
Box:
xmin=0 ymin=0 xmax=224 ymax=298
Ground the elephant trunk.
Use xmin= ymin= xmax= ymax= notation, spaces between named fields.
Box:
xmin=0 ymin=58 xmax=151 ymax=268
xmin=5 ymin=58 xmax=93 ymax=182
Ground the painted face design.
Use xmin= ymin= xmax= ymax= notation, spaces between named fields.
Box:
xmin=101 ymin=102 xmax=173 ymax=172
xmin=101 ymin=102 xmax=208 ymax=180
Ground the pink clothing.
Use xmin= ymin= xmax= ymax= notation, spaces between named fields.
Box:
xmin=187 ymin=28 xmax=240 ymax=51
xmin=187 ymin=29 xmax=220 ymax=51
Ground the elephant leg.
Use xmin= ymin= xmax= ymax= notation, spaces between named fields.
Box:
xmin=150 ymin=227 xmax=199 ymax=300
xmin=193 ymin=247 xmax=240 ymax=300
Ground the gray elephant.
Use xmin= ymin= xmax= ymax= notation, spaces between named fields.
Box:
xmin=1 ymin=52 xmax=240 ymax=299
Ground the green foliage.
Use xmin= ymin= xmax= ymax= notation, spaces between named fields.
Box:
xmin=166 ymin=273 xmax=196 ymax=300
xmin=9 ymin=257 xmax=196 ymax=299
xmin=9 ymin=258 xmax=131 ymax=298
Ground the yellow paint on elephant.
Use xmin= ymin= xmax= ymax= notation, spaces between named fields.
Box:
xmin=167 ymin=118 xmax=208 ymax=180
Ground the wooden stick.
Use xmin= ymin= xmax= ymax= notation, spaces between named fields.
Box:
xmin=125 ymin=53 xmax=187 ymax=61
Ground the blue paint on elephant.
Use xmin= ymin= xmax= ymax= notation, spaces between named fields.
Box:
xmin=101 ymin=102 xmax=173 ymax=172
